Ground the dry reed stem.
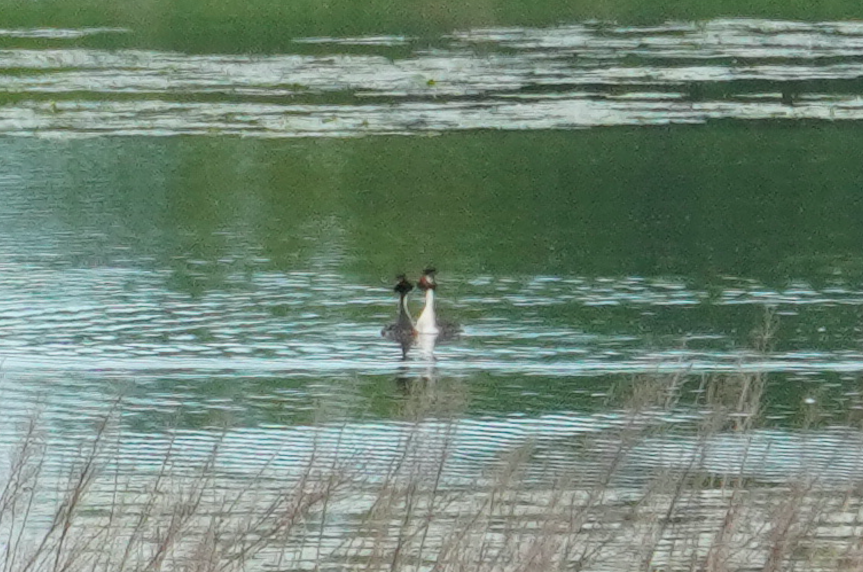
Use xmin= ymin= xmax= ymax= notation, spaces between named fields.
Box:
xmin=0 ymin=334 xmax=861 ymax=572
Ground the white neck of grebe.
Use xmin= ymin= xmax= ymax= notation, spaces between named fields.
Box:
xmin=416 ymin=288 xmax=438 ymax=335
xmin=397 ymin=293 xmax=414 ymax=329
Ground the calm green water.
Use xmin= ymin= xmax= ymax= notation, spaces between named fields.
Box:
xmin=2 ymin=17 xmax=863 ymax=565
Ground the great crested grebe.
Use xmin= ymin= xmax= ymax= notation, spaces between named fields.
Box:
xmin=416 ymin=268 xmax=461 ymax=341
xmin=381 ymin=274 xmax=417 ymax=359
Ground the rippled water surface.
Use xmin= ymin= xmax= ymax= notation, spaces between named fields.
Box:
xmin=1 ymin=131 xmax=862 ymax=480
xmin=1 ymin=18 xmax=863 ymax=568
xmin=4 ymin=19 xmax=863 ymax=137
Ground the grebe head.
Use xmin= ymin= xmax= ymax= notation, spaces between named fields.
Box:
xmin=394 ymin=274 xmax=414 ymax=295
xmin=418 ymin=267 xmax=437 ymax=291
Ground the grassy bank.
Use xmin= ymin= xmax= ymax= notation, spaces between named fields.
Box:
xmin=4 ymin=0 xmax=863 ymax=52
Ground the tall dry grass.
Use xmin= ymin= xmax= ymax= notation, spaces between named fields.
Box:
xmin=1 ymin=321 xmax=863 ymax=571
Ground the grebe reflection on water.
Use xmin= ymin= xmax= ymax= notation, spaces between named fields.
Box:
xmin=381 ymin=274 xmax=417 ymax=359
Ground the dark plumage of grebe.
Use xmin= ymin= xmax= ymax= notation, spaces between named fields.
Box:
xmin=416 ymin=268 xmax=461 ymax=341
xmin=381 ymin=274 xmax=417 ymax=359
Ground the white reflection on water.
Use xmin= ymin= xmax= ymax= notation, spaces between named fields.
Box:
xmin=0 ymin=264 xmax=862 ymax=375
xmin=1 ymin=19 xmax=863 ymax=137
xmin=109 ymin=418 xmax=863 ymax=484
xmin=1 ymin=383 xmax=860 ymax=487
xmin=0 ymin=27 xmax=129 ymax=39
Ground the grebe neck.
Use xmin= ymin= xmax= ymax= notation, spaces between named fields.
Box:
xmin=416 ymin=288 xmax=438 ymax=335
xmin=397 ymin=292 xmax=414 ymax=329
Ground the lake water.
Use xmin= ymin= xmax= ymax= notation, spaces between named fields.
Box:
xmin=2 ymin=17 xmax=863 ymax=569
xmin=5 ymin=20 xmax=863 ymax=136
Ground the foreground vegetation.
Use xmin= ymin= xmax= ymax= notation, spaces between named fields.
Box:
xmin=2 ymin=361 xmax=863 ymax=570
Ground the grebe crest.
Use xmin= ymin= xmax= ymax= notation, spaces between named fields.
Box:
xmin=417 ymin=267 xmax=437 ymax=291
xmin=394 ymin=274 xmax=414 ymax=296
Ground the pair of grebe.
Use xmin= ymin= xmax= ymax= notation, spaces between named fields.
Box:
xmin=381 ymin=268 xmax=460 ymax=358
